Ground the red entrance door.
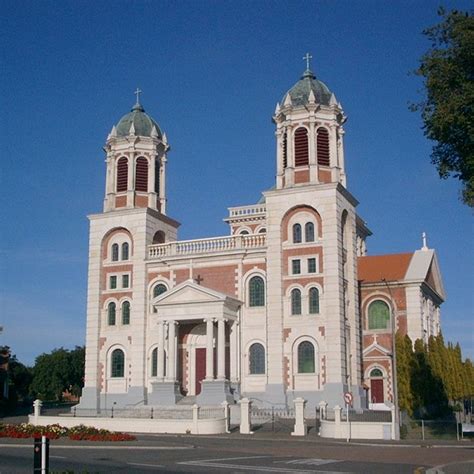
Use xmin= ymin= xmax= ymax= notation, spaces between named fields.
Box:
xmin=370 ymin=379 xmax=384 ymax=403
xmin=195 ymin=348 xmax=206 ymax=395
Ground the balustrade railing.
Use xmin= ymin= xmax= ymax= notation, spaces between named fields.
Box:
xmin=228 ymin=204 xmax=266 ymax=218
xmin=148 ymin=233 xmax=266 ymax=259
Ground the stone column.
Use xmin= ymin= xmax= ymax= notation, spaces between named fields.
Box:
xmin=230 ymin=321 xmax=239 ymax=382
xmin=127 ymin=152 xmax=134 ymax=207
xmin=239 ymin=398 xmax=253 ymax=434
xmin=160 ymin=156 xmax=167 ymax=214
xmin=291 ymin=397 xmax=307 ymax=436
xmin=157 ymin=321 xmax=165 ymax=380
xmin=217 ymin=318 xmax=226 ymax=380
xmin=205 ymin=318 xmax=214 ymax=380
xmin=147 ymin=155 xmax=157 ymax=209
xmin=166 ymin=320 xmax=177 ymax=382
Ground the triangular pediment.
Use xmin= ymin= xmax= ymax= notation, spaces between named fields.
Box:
xmin=363 ymin=341 xmax=390 ymax=357
xmin=154 ymin=279 xmax=241 ymax=308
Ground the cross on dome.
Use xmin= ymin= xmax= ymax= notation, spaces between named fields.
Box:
xmin=303 ymin=52 xmax=313 ymax=71
xmin=134 ymin=88 xmax=143 ymax=106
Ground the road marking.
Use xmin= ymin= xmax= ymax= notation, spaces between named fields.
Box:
xmin=275 ymin=459 xmax=338 ymax=466
xmin=184 ymin=455 xmax=269 ymax=463
xmin=128 ymin=462 xmax=165 ymax=468
xmin=50 ymin=455 xmax=67 ymax=459
xmin=0 ymin=443 xmax=193 ymax=450
xmin=179 ymin=459 xmax=348 ymax=473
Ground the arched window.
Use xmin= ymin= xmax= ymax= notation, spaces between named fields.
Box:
xmin=107 ymin=302 xmax=116 ymax=325
xmin=258 ymin=228 xmax=266 ymax=234
xmin=309 ymin=287 xmax=320 ymax=314
xmin=122 ymin=301 xmax=130 ymax=325
xmin=370 ymin=368 xmax=383 ymax=377
xmin=152 ymin=230 xmax=165 ymax=244
xmin=298 ymin=341 xmax=315 ymax=373
xmin=151 ymin=347 xmax=158 ymax=377
xmin=135 ymin=157 xmax=148 ymax=192
xmin=153 ymin=284 xmax=167 ymax=298
xmin=305 ymin=222 xmax=315 ymax=242
xmin=368 ymin=300 xmax=390 ymax=330
xmin=111 ymin=349 xmax=124 ymax=377
xmin=317 ymin=128 xmax=330 ymax=166
xmin=121 ymin=242 xmax=129 ymax=261
xmin=291 ymin=289 xmax=302 ymax=315
xmin=239 ymin=230 xmax=249 ymax=235
xmin=249 ymin=343 xmax=265 ymax=374
xmin=111 ymin=243 xmax=119 ymax=262
xmin=282 ymin=132 xmax=288 ymax=168
xmin=293 ymin=223 xmax=302 ymax=243
xmin=249 ymin=276 xmax=265 ymax=307
xmin=116 ymin=157 xmax=128 ymax=192
xmin=294 ymin=127 xmax=309 ymax=167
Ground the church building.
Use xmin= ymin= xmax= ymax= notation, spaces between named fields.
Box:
xmin=77 ymin=61 xmax=445 ymax=412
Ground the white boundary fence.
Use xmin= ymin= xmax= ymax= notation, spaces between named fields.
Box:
xmin=29 ymin=400 xmax=228 ymax=435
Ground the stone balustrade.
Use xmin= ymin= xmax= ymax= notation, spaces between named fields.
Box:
xmin=148 ymin=233 xmax=266 ymax=259
xmin=228 ymin=204 xmax=266 ymax=218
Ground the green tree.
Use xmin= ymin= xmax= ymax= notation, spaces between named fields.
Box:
xmin=30 ymin=346 xmax=85 ymax=401
xmin=412 ymin=8 xmax=474 ymax=206
xmin=395 ymin=332 xmax=414 ymax=415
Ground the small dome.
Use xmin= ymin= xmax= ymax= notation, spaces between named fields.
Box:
xmin=115 ymin=103 xmax=162 ymax=138
xmin=282 ymin=69 xmax=332 ymax=107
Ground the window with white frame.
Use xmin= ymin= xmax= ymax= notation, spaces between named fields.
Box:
xmin=292 ymin=259 xmax=301 ymax=275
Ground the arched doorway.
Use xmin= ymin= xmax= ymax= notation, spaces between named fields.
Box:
xmin=369 ymin=368 xmax=384 ymax=403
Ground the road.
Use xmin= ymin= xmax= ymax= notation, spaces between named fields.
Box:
xmin=1 ymin=433 xmax=473 ymax=473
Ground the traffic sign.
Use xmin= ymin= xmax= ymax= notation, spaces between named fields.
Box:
xmin=344 ymin=392 xmax=353 ymax=406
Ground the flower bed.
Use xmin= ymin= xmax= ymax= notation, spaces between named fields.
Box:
xmin=0 ymin=423 xmax=136 ymax=441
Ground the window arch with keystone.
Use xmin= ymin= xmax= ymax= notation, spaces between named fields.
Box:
xmin=291 ymin=288 xmax=302 ymax=315
xmin=248 ymin=276 xmax=265 ymax=307
xmin=298 ymin=341 xmax=315 ymax=373
xmin=249 ymin=343 xmax=265 ymax=374
xmin=309 ymin=287 xmax=320 ymax=314
xmin=122 ymin=301 xmax=130 ymax=325
xmin=107 ymin=302 xmax=116 ymax=325
xmin=116 ymin=157 xmax=128 ymax=192
xmin=110 ymin=348 xmax=125 ymax=378
xmin=367 ymin=300 xmax=391 ymax=330
xmin=317 ymin=127 xmax=330 ymax=166
xmin=135 ymin=157 xmax=148 ymax=192
xmin=294 ymin=127 xmax=309 ymax=167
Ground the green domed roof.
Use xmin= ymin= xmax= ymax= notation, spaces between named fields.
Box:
xmin=115 ymin=103 xmax=162 ymax=138
xmin=282 ymin=69 xmax=332 ymax=107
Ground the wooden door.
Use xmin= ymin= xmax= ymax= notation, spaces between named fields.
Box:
xmin=195 ymin=348 xmax=206 ymax=395
xmin=370 ymin=379 xmax=384 ymax=403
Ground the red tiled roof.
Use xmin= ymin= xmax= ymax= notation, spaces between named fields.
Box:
xmin=358 ymin=253 xmax=413 ymax=283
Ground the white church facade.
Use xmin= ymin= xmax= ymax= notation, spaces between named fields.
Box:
xmin=77 ymin=63 xmax=445 ymax=412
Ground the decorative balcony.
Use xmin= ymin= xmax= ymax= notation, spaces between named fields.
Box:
xmin=224 ymin=204 xmax=267 ymax=223
xmin=148 ymin=233 xmax=266 ymax=259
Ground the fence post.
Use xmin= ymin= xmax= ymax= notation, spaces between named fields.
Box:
xmin=421 ymin=419 xmax=425 ymax=440
xmin=239 ymin=398 xmax=253 ymax=434
xmin=272 ymin=406 xmax=275 ymax=432
xmin=192 ymin=404 xmax=200 ymax=434
xmin=291 ymin=398 xmax=307 ymax=436
xmin=334 ymin=405 xmax=342 ymax=438
xmin=318 ymin=401 xmax=327 ymax=420
xmin=221 ymin=401 xmax=230 ymax=433
xmin=33 ymin=399 xmax=42 ymax=424
xmin=390 ymin=404 xmax=396 ymax=440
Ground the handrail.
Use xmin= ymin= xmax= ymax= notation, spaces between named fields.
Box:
xmin=148 ymin=233 xmax=266 ymax=259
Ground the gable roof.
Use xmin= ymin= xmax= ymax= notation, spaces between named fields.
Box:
xmin=358 ymin=253 xmax=413 ymax=283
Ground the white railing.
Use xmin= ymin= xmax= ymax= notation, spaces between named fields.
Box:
xmin=228 ymin=204 xmax=266 ymax=218
xmin=148 ymin=233 xmax=266 ymax=259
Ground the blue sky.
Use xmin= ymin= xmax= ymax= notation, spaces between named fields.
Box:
xmin=1 ymin=0 xmax=472 ymax=365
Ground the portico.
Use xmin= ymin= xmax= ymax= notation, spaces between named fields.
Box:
xmin=148 ymin=280 xmax=241 ymax=405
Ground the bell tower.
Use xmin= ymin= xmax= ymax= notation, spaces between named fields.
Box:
xmin=103 ymin=89 xmax=170 ymax=214
xmin=273 ymin=54 xmax=347 ymax=189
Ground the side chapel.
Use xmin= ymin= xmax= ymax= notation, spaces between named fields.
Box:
xmin=77 ymin=60 xmax=445 ymax=411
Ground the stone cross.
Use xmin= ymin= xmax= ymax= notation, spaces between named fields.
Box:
xmin=134 ymin=88 xmax=142 ymax=105
xmin=194 ymin=274 xmax=204 ymax=285
xmin=303 ymin=53 xmax=312 ymax=70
